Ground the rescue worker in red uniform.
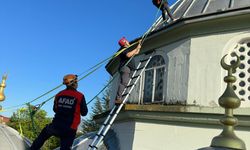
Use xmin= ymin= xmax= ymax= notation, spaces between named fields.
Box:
xmin=30 ymin=74 xmax=88 ymax=150
xmin=152 ymin=0 xmax=174 ymax=21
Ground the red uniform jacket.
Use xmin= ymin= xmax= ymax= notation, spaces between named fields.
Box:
xmin=52 ymin=88 xmax=88 ymax=130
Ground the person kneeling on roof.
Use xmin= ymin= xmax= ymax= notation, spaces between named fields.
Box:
xmin=152 ymin=0 xmax=175 ymax=21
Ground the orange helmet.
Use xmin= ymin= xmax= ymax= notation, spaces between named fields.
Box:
xmin=63 ymin=74 xmax=78 ymax=86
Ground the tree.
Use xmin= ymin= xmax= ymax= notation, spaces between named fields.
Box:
xmin=81 ymin=80 xmax=111 ymax=134
xmin=7 ymin=106 xmax=60 ymax=150
xmin=81 ymin=97 xmax=104 ymax=134
xmin=102 ymin=86 xmax=111 ymax=111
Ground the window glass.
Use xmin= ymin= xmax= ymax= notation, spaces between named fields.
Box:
xmin=143 ymin=55 xmax=165 ymax=103
xmin=154 ymin=67 xmax=164 ymax=101
xmin=146 ymin=55 xmax=165 ymax=69
xmin=143 ymin=70 xmax=153 ymax=103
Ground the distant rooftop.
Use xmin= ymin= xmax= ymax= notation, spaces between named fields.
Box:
xmin=0 ymin=124 xmax=30 ymax=150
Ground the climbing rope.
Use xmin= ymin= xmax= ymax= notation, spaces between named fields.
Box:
xmin=0 ymin=3 xmax=169 ymax=129
xmin=0 ymin=2 xmax=176 ymax=139
xmin=17 ymin=107 xmax=27 ymax=137
xmin=141 ymin=0 xmax=164 ymax=45
xmin=27 ymin=103 xmax=38 ymax=136
xmin=29 ymin=63 xmax=105 ymax=109
xmin=0 ymin=41 xmax=141 ymax=114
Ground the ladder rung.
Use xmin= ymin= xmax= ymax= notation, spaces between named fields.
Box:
xmin=103 ymin=122 xmax=113 ymax=126
xmin=88 ymin=52 xmax=155 ymax=150
xmin=122 ymin=93 xmax=129 ymax=97
xmin=132 ymin=75 xmax=140 ymax=79
xmin=133 ymin=71 xmax=143 ymax=77
xmin=136 ymin=66 xmax=144 ymax=71
xmin=95 ymin=133 xmax=105 ymax=137
xmin=88 ymin=145 xmax=98 ymax=149
xmin=126 ymin=83 xmax=134 ymax=88
xmin=145 ymin=50 xmax=154 ymax=55
xmin=140 ymin=58 xmax=149 ymax=62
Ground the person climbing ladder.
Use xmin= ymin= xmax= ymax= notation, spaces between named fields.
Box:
xmin=115 ymin=37 xmax=142 ymax=105
xmin=152 ymin=0 xmax=175 ymax=21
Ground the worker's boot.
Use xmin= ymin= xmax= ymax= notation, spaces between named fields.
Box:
xmin=115 ymin=99 xmax=123 ymax=105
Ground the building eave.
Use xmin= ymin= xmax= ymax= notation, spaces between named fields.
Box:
xmin=105 ymin=6 xmax=250 ymax=75
xmin=95 ymin=105 xmax=250 ymax=129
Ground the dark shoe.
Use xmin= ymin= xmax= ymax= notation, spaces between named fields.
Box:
xmin=115 ymin=99 xmax=123 ymax=105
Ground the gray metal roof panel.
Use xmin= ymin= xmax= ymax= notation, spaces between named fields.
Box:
xmin=232 ymin=0 xmax=250 ymax=9
xmin=185 ymin=0 xmax=208 ymax=17
xmin=171 ymin=0 xmax=184 ymax=13
xmin=155 ymin=0 xmax=250 ymax=31
xmin=174 ymin=0 xmax=194 ymax=19
xmin=204 ymin=0 xmax=230 ymax=13
xmin=106 ymin=0 xmax=250 ymax=74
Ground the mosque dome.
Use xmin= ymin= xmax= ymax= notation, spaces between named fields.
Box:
xmin=154 ymin=0 xmax=250 ymax=31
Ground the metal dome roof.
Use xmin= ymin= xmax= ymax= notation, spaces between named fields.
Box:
xmin=105 ymin=0 xmax=250 ymax=75
xmin=152 ymin=0 xmax=250 ymax=31
xmin=173 ymin=0 xmax=250 ymax=18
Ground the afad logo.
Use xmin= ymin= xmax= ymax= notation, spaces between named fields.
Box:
xmin=58 ymin=97 xmax=75 ymax=105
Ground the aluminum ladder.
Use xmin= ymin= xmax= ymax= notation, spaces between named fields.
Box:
xmin=88 ymin=52 xmax=154 ymax=150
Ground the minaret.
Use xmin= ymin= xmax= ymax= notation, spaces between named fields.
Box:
xmin=0 ymin=74 xmax=7 ymax=102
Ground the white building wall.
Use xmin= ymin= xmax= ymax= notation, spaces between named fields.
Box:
xmin=188 ymin=31 xmax=246 ymax=107
xmin=131 ymin=122 xmax=250 ymax=150
xmin=110 ymin=31 xmax=250 ymax=108
xmin=165 ymin=39 xmax=190 ymax=104
xmin=112 ymin=121 xmax=136 ymax=150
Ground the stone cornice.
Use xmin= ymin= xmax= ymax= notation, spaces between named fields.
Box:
xmin=95 ymin=105 xmax=250 ymax=129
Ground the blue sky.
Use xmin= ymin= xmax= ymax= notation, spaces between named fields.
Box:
xmin=0 ymin=0 xmax=176 ymax=117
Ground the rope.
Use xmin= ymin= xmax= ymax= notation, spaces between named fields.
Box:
xmin=141 ymin=0 xmax=164 ymax=45
xmin=84 ymin=9 xmax=166 ymax=105
xmin=0 ymin=3 xmax=174 ymax=139
xmin=31 ymin=63 xmax=105 ymax=108
xmin=18 ymin=109 xmax=24 ymax=137
xmin=27 ymin=103 xmax=38 ymax=136
xmin=0 ymin=1 xmax=168 ymax=113
xmin=113 ymin=2 xmax=164 ymax=72
xmin=0 ymin=41 xmax=141 ymax=113
xmin=12 ymin=64 xmax=107 ymax=137
xmin=86 ymin=75 xmax=117 ymax=105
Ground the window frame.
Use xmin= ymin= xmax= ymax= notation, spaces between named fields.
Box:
xmin=140 ymin=55 xmax=166 ymax=104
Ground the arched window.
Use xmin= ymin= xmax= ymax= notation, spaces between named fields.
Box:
xmin=228 ymin=41 xmax=250 ymax=102
xmin=142 ymin=55 xmax=165 ymax=103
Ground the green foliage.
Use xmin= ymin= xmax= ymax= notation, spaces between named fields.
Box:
xmin=7 ymin=107 xmax=60 ymax=150
xmin=92 ymin=97 xmax=104 ymax=115
xmin=102 ymin=87 xmax=111 ymax=111
xmin=81 ymin=117 xmax=99 ymax=134
xmin=81 ymin=80 xmax=111 ymax=134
